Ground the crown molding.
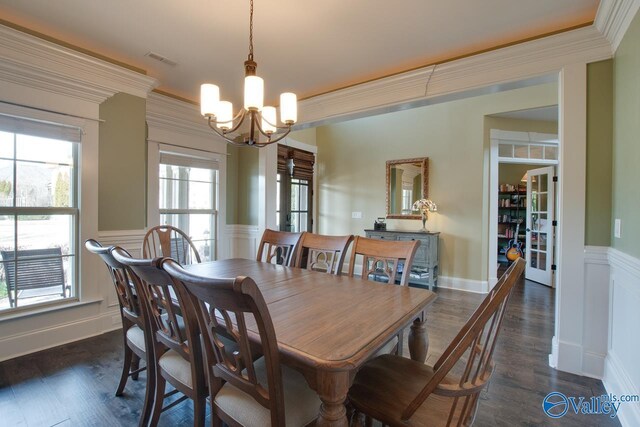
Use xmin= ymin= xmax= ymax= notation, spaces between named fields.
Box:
xmin=0 ymin=24 xmax=158 ymax=102
xmin=595 ymin=0 xmax=640 ymax=53
xmin=299 ymin=25 xmax=612 ymax=127
xmin=146 ymin=92 xmax=218 ymax=140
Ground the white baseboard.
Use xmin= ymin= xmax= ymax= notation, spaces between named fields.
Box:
xmin=604 ymin=351 xmax=640 ymax=427
xmin=438 ymin=276 xmax=489 ymax=294
xmin=0 ymin=308 xmax=122 ymax=362
xmin=555 ymin=339 xmax=584 ymax=376
xmin=582 ymin=350 xmax=607 ymax=379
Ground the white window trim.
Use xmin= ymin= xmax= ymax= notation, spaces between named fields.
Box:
xmin=147 ymin=141 xmax=225 ymax=259
xmin=0 ymin=102 xmax=99 ymax=318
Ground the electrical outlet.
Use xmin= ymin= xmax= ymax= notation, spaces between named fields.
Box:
xmin=351 ymin=211 xmax=362 ymax=219
xmin=614 ymin=219 xmax=621 ymax=238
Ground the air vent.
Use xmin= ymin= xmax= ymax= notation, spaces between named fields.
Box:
xmin=144 ymin=51 xmax=177 ymax=67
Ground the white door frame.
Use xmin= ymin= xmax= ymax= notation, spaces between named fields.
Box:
xmin=488 ymin=133 xmax=559 ymax=288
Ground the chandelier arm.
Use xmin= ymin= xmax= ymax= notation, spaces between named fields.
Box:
xmin=255 ymin=126 xmax=292 ymax=146
xmin=259 ymin=114 xmax=293 ymax=132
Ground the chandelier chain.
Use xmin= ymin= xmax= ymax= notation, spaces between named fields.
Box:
xmin=248 ymin=0 xmax=254 ymax=60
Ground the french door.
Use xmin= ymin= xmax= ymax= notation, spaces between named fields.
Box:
xmin=277 ymin=145 xmax=314 ymax=233
xmin=525 ymin=166 xmax=555 ymax=286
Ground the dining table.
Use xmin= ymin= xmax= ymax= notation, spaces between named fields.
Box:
xmin=185 ymin=258 xmax=437 ymax=427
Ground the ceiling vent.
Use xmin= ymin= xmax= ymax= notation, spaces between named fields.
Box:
xmin=144 ymin=51 xmax=177 ymax=67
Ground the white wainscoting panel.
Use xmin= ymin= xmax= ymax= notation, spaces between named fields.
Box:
xmin=603 ymin=248 xmax=640 ymax=427
xmin=582 ymin=246 xmax=611 ymax=378
xmin=97 ymin=230 xmax=146 ymax=310
xmin=223 ymin=225 xmax=260 ymax=260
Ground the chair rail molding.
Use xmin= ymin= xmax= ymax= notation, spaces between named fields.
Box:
xmin=0 ymin=24 xmax=158 ymax=104
xmin=595 ymin=0 xmax=640 ymax=53
xmin=604 ymin=247 xmax=640 ymax=427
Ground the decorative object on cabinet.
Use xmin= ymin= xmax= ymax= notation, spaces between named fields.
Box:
xmin=386 ymin=157 xmax=429 ymax=219
xmin=374 ymin=217 xmax=386 ymax=231
xmin=412 ymin=198 xmax=437 ymax=231
xmin=364 ymin=229 xmax=439 ymax=290
xmin=497 ymin=183 xmax=526 ymax=264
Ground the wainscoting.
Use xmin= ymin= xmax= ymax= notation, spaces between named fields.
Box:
xmin=604 ymin=248 xmax=640 ymax=427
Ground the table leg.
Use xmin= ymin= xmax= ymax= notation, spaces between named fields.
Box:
xmin=408 ymin=312 xmax=429 ymax=362
xmin=315 ymin=370 xmax=350 ymax=427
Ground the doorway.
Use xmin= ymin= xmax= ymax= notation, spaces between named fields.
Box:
xmin=276 ymin=145 xmax=315 ymax=232
xmin=488 ymin=113 xmax=559 ymax=287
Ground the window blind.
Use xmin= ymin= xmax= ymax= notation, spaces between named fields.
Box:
xmin=277 ymin=145 xmax=315 ymax=180
xmin=159 ymin=152 xmax=219 ymax=170
xmin=0 ymin=113 xmax=82 ymax=143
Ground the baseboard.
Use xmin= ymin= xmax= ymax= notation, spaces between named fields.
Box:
xmin=604 ymin=351 xmax=640 ymax=427
xmin=582 ymin=350 xmax=607 ymax=379
xmin=438 ymin=276 xmax=489 ymax=294
xmin=0 ymin=308 xmax=121 ymax=362
xmin=549 ymin=335 xmax=559 ymax=368
xmin=555 ymin=338 xmax=584 ymax=375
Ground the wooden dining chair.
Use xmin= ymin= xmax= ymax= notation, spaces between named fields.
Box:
xmin=142 ymin=224 xmax=202 ymax=264
xmin=84 ymin=240 xmax=154 ymax=427
xmin=256 ymin=228 xmax=302 ymax=266
xmin=348 ymin=258 xmax=526 ymax=427
xmin=293 ymin=232 xmax=354 ymax=274
xmin=345 ymin=236 xmax=420 ymax=356
xmin=112 ymin=248 xmax=208 ymax=427
xmin=162 ymin=259 xmax=322 ymax=427
xmin=347 ymin=236 xmax=420 ymax=286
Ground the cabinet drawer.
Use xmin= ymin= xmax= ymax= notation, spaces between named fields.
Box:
xmin=366 ymin=232 xmax=397 ymax=241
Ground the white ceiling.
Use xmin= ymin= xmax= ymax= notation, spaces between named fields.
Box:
xmin=0 ymin=0 xmax=599 ymax=106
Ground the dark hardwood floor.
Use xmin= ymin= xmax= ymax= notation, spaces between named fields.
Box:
xmin=0 ymin=277 xmax=620 ymax=426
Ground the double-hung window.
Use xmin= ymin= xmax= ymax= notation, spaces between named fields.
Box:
xmin=159 ymin=152 xmax=218 ymax=262
xmin=0 ymin=114 xmax=80 ymax=312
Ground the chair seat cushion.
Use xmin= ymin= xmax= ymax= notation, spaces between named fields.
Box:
xmin=125 ymin=325 xmax=146 ymax=353
xmin=348 ymin=354 xmax=463 ymax=427
xmin=159 ymin=349 xmax=193 ymax=388
xmin=159 ymin=334 xmax=240 ymax=390
xmin=214 ymin=356 xmax=321 ymax=427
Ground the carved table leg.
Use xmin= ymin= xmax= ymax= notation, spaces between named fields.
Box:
xmin=408 ymin=312 xmax=429 ymax=362
xmin=315 ymin=370 xmax=350 ymax=427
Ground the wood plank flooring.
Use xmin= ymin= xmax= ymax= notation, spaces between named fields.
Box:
xmin=0 ymin=278 xmax=620 ymax=426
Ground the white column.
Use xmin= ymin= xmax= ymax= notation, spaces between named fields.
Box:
xmin=258 ymin=144 xmax=278 ymax=251
xmin=552 ymin=62 xmax=587 ymax=375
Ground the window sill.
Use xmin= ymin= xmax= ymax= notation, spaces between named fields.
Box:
xmin=0 ymin=298 xmax=103 ymax=322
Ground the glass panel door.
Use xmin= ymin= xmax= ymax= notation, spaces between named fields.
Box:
xmin=525 ymin=166 xmax=555 ymax=286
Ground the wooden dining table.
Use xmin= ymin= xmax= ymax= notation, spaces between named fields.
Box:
xmin=185 ymin=258 xmax=437 ymax=427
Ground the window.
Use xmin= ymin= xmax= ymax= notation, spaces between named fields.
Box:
xmin=277 ymin=145 xmax=314 ymax=233
xmin=402 ymin=188 xmax=413 ymax=212
xmin=159 ymin=153 xmax=218 ymax=262
xmin=0 ymin=115 xmax=80 ymax=312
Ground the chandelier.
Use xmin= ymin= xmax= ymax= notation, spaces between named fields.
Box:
xmin=200 ymin=0 xmax=297 ymax=147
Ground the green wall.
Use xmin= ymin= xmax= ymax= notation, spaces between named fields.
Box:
xmin=612 ymin=12 xmax=640 ymax=259
xmin=98 ymin=93 xmax=147 ymax=231
xmin=226 ymin=146 xmax=260 ymax=225
xmin=316 ymin=83 xmax=558 ymax=281
xmin=586 ymin=60 xmax=614 ymax=247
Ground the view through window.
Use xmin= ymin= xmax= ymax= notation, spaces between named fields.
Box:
xmin=159 ymin=160 xmax=218 ymax=262
xmin=0 ymin=120 xmax=79 ymax=312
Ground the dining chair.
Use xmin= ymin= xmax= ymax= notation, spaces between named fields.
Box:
xmin=84 ymin=240 xmax=154 ymax=427
xmin=256 ymin=228 xmax=302 ymax=266
xmin=162 ymin=258 xmax=322 ymax=427
xmin=348 ymin=258 xmax=526 ymax=427
xmin=346 ymin=236 xmax=420 ymax=356
xmin=112 ymin=248 xmax=208 ymax=427
xmin=142 ymin=224 xmax=202 ymax=264
xmin=347 ymin=236 xmax=420 ymax=286
xmin=293 ymin=232 xmax=354 ymax=274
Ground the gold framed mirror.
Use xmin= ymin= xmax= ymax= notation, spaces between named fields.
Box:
xmin=386 ymin=157 xmax=429 ymax=219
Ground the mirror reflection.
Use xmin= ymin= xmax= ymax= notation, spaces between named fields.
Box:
xmin=386 ymin=157 xmax=429 ymax=219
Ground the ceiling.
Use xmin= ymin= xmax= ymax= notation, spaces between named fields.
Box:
xmin=0 ymin=1 xmax=600 ymax=107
